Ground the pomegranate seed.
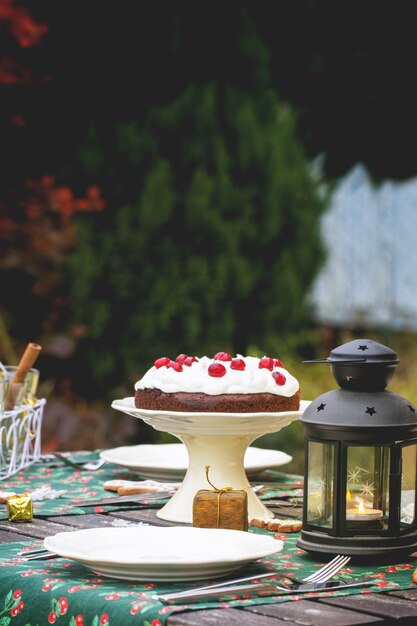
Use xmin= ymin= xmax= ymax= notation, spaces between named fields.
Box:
xmin=231 ymin=358 xmax=245 ymax=370
xmin=167 ymin=361 xmax=183 ymax=372
xmin=273 ymin=358 xmax=284 ymax=368
xmin=154 ymin=357 xmax=170 ymax=368
xmin=259 ymin=357 xmax=274 ymax=370
xmin=272 ymin=371 xmax=286 ymax=385
xmin=184 ymin=356 xmax=197 ymax=366
xmin=208 ymin=363 xmax=227 ymax=377
xmin=214 ymin=352 xmax=232 ymax=361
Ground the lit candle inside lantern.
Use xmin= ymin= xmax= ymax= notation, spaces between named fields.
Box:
xmin=346 ymin=498 xmax=383 ymax=521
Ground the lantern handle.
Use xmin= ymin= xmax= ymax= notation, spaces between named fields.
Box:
xmin=303 ymin=358 xmax=367 ymax=364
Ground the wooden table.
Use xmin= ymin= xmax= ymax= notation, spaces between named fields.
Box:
xmin=1 ymin=499 xmax=417 ymax=626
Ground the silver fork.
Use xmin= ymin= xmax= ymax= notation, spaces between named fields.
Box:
xmin=51 ymin=453 xmax=105 ymax=471
xmin=277 ymin=554 xmax=351 ymax=584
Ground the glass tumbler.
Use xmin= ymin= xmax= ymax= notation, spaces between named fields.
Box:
xmin=0 ymin=366 xmax=40 ymax=410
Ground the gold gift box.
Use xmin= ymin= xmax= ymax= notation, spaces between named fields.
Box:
xmin=6 ymin=493 xmax=33 ymax=522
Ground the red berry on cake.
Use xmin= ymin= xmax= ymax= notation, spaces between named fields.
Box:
xmin=175 ymin=354 xmax=198 ymax=366
xmin=273 ymin=371 xmax=286 ymax=385
xmin=154 ymin=357 xmax=171 ymax=368
xmin=183 ymin=356 xmax=197 ymax=366
xmin=167 ymin=360 xmax=183 ymax=372
xmin=259 ymin=356 xmax=274 ymax=370
xmin=208 ymin=363 xmax=227 ymax=377
xmin=214 ymin=352 xmax=232 ymax=361
xmin=231 ymin=357 xmax=246 ymax=370
xmin=273 ymin=358 xmax=284 ymax=368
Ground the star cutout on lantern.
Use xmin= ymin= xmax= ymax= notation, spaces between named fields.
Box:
xmin=358 ymin=345 xmax=369 ymax=351
xmin=407 ymin=405 xmax=416 ymax=413
xmin=347 ymin=467 xmax=363 ymax=484
xmin=316 ymin=403 xmax=326 ymax=412
xmin=359 ymin=481 xmax=375 ymax=499
xmin=365 ymin=406 xmax=377 ymax=415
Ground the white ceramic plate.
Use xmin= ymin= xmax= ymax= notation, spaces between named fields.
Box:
xmin=100 ymin=443 xmax=292 ymax=481
xmin=44 ymin=526 xmax=282 ymax=581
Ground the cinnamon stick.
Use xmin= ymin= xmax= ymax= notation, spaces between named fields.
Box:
xmin=10 ymin=343 xmax=42 ymax=384
xmin=4 ymin=342 xmax=42 ymax=410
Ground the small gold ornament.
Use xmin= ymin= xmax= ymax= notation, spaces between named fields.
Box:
xmin=6 ymin=492 xmax=33 ymax=521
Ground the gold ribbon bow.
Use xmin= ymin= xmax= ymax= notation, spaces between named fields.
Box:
xmin=204 ymin=465 xmax=233 ymax=528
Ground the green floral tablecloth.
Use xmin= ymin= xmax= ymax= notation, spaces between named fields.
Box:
xmin=0 ymin=533 xmax=416 ymax=626
xmin=1 ymin=457 xmax=417 ymax=625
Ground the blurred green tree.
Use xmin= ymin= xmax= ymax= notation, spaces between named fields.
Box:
xmin=67 ymin=77 xmax=327 ymax=397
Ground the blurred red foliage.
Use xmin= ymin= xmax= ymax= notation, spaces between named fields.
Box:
xmin=0 ymin=0 xmax=49 ymax=87
xmin=0 ymin=0 xmax=49 ymax=50
xmin=0 ymin=175 xmax=106 ymax=298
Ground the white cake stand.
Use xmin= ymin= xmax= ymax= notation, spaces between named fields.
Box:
xmin=111 ymin=398 xmax=309 ymax=524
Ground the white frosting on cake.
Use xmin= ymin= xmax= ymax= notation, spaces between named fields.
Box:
xmin=135 ymin=355 xmax=299 ymax=397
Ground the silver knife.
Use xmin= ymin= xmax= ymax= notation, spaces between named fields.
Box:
xmin=156 ymin=578 xmax=377 ymax=604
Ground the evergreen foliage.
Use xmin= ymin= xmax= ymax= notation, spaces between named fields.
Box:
xmin=67 ymin=81 xmax=327 ymax=397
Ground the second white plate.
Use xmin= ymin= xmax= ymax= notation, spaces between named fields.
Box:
xmin=100 ymin=443 xmax=292 ymax=481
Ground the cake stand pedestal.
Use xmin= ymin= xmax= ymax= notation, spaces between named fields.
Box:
xmin=111 ymin=398 xmax=308 ymax=524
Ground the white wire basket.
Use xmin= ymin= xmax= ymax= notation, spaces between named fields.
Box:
xmin=0 ymin=398 xmax=46 ymax=480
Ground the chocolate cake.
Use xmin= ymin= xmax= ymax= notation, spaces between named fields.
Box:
xmin=134 ymin=352 xmax=300 ymax=413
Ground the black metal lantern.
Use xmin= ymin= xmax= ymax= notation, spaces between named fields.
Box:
xmin=297 ymin=338 xmax=417 ymax=562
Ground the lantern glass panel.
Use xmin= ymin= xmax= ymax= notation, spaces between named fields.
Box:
xmin=401 ymin=443 xmax=417 ymax=528
xmin=307 ymin=441 xmax=334 ymax=528
xmin=345 ymin=446 xmax=389 ymax=531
